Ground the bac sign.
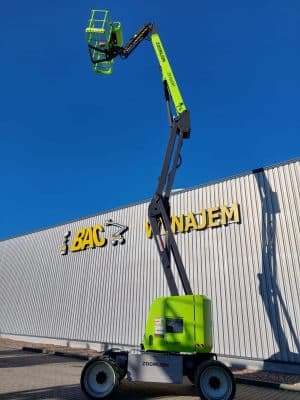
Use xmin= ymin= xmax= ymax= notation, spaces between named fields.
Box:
xmin=71 ymin=225 xmax=106 ymax=252
xmin=60 ymin=219 xmax=128 ymax=255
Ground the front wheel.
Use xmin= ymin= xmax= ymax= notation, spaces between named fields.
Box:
xmin=80 ymin=356 xmax=120 ymax=399
xmin=195 ymin=360 xmax=236 ymax=400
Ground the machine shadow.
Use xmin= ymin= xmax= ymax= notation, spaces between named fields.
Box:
xmin=1 ymin=383 xmax=197 ymax=400
xmin=253 ymin=168 xmax=300 ymax=364
xmin=0 ymin=384 xmax=83 ymax=400
xmin=117 ymin=380 xmax=197 ymax=398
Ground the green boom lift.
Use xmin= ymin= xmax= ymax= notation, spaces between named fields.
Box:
xmin=81 ymin=9 xmax=236 ymax=400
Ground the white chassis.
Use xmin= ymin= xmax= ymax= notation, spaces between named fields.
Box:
xmin=80 ymin=350 xmax=236 ymax=400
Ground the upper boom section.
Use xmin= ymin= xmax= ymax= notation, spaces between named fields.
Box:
xmin=85 ymin=10 xmax=188 ymax=119
xmin=150 ymin=32 xmax=187 ymax=116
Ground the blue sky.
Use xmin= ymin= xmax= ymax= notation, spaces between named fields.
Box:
xmin=1 ymin=1 xmax=299 ymax=240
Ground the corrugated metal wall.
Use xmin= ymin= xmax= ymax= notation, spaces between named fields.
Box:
xmin=0 ymin=159 xmax=299 ymax=365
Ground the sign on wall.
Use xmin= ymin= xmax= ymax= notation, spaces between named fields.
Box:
xmin=145 ymin=203 xmax=240 ymax=238
xmin=60 ymin=203 xmax=240 ymax=255
xmin=60 ymin=219 xmax=128 ymax=255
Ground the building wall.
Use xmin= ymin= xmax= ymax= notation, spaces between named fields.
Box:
xmin=0 ymin=159 xmax=299 ymax=366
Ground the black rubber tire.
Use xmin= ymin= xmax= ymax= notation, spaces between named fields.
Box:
xmin=80 ymin=356 xmax=121 ymax=399
xmin=103 ymin=349 xmax=127 ymax=380
xmin=195 ymin=360 xmax=236 ymax=400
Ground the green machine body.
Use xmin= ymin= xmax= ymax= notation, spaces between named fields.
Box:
xmin=143 ymin=295 xmax=213 ymax=353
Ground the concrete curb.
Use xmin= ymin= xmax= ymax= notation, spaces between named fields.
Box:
xmin=22 ymin=346 xmax=300 ymax=392
xmin=22 ymin=346 xmax=90 ymax=361
xmin=51 ymin=351 xmax=89 ymax=361
xmin=22 ymin=346 xmax=43 ymax=353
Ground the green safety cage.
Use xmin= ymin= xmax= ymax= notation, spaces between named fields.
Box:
xmin=85 ymin=9 xmax=123 ymax=75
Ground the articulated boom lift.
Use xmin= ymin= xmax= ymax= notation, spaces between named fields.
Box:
xmin=81 ymin=10 xmax=236 ymax=400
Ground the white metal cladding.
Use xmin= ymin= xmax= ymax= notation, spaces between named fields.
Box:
xmin=0 ymin=159 xmax=299 ymax=365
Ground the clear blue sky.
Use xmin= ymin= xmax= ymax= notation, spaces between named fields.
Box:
xmin=1 ymin=1 xmax=299 ymax=240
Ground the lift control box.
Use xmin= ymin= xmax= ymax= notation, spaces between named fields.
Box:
xmin=143 ymin=295 xmax=212 ymax=353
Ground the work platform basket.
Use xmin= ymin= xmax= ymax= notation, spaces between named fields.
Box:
xmin=85 ymin=9 xmax=123 ymax=75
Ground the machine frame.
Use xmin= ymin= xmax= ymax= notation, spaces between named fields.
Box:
xmin=81 ymin=10 xmax=236 ymax=400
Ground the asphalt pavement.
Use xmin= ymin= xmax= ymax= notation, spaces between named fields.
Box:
xmin=0 ymin=343 xmax=300 ymax=400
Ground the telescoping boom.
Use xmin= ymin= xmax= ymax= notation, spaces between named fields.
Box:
xmin=86 ymin=16 xmax=191 ymax=295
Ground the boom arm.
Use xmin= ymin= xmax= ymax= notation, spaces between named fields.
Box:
xmin=89 ymin=23 xmax=192 ymax=295
xmin=89 ymin=23 xmax=188 ymax=122
xmin=147 ymin=31 xmax=193 ymax=294
xmin=148 ymin=108 xmax=192 ymax=295
xmin=150 ymin=31 xmax=187 ymax=117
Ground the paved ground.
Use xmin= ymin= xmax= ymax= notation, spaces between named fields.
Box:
xmin=1 ymin=343 xmax=300 ymax=400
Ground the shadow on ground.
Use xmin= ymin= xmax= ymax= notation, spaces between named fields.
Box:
xmin=118 ymin=381 xmax=197 ymax=398
xmin=232 ymin=362 xmax=300 ymax=386
xmin=0 ymin=349 xmax=83 ymax=369
xmin=0 ymin=384 xmax=82 ymax=400
xmin=0 ymin=382 xmax=197 ymax=400
xmin=0 ymin=350 xmax=24 ymax=356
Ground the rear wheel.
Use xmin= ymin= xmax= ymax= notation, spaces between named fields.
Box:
xmin=80 ymin=356 xmax=120 ymax=399
xmin=195 ymin=360 xmax=236 ymax=400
